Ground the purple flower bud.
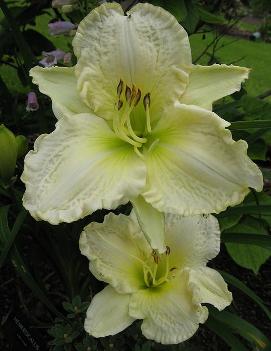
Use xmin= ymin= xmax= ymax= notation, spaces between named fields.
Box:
xmin=48 ymin=21 xmax=76 ymax=36
xmin=26 ymin=92 xmax=39 ymax=112
xmin=63 ymin=52 xmax=72 ymax=65
xmin=39 ymin=49 xmax=66 ymax=67
xmin=52 ymin=0 xmax=75 ymax=7
xmin=39 ymin=55 xmax=57 ymax=67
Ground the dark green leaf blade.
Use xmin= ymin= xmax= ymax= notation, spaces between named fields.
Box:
xmin=222 ymin=232 xmax=271 ymax=249
xmin=210 ymin=309 xmax=271 ymax=350
xmin=0 ymin=208 xmax=27 ymax=268
xmin=220 ymin=271 xmax=271 ymax=321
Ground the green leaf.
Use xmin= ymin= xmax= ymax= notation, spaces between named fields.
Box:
xmin=229 ymin=120 xmax=271 ymax=130
xmin=206 ymin=316 xmax=249 ymax=351
xmin=210 ymin=308 xmax=271 ymax=350
xmin=246 ymin=193 xmax=271 ymax=228
xmin=248 ymin=139 xmax=267 ymax=161
xmin=198 ymin=7 xmax=226 ymax=24
xmin=220 ymin=271 xmax=271 ymax=321
xmin=151 ymin=0 xmax=187 ymax=21
xmin=222 ymin=232 xmax=271 ymax=249
xmin=0 ymin=208 xmax=27 ymax=268
xmin=218 ymin=205 xmax=271 ymax=217
xmin=241 ymin=95 xmax=271 ymax=122
xmin=181 ymin=0 xmax=200 ymax=34
xmin=218 ymin=213 xmax=242 ymax=232
xmin=225 ymin=217 xmax=270 ymax=273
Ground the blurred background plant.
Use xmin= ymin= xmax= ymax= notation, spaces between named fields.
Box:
xmin=0 ymin=0 xmax=271 ymax=350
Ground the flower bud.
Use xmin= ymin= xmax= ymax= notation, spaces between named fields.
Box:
xmin=26 ymin=92 xmax=39 ymax=112
xmin=63 ymin=52 xmax=72 ymax=65
xmin=0 ymin=125 xmax=17 ymax=182
xmin=48 ymin=21 xmax=77 ymax=36
xmin=39 ymin=49 xmax=65 ymax=67
xmin=16 ymin=135 xmax=28 ymax=159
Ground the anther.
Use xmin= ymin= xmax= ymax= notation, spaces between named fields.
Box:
xmin=117 ymin=79 xmax=123 ymax=97
xmin=125 ymin=86 xmax=132 ymax=103
xmin=128 ymin=85 xmax=138 ymax=106
xmin=166 ymin=246 xmax=171 ymax=255
xmin=117 ymin=100 xmax=123 ymax=111
xmin=170 ymin=267 xmax=177 ymax=272
xmin=134 ymin=89 xmax=141 ymax=106
xmin=143 ymin=93 xmax=151 ymax=110
xmin=152 ymin=249 xmax=159 ymax=264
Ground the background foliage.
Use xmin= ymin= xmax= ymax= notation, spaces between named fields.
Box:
xmin=0 ymin=0 xmax=271 ymax=350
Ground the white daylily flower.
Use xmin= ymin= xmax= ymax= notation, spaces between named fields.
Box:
xmin=79 ymin=212 xmax=232 ymax=344
xmin=22 ymin=3 xmax=262 ymax=230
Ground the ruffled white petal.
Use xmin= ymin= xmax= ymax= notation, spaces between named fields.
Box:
xmin=165 ymin=214 xmax=220 ymax=269
xmin=22 ymin=113 xmax=146 ymax=224
xmin=142 ymin=103 xmax=263 ymax=216
xmin=79 ymin=212 xmax=152 ymax=293
xmin=132 ymin=196 xmax=165 ymax=253
xmin=85 ymin=286 xmax=135 ymax=337
xmin=129 ymin=270 xmax=208 ymax=344
xmin=181 ymin=64 xmax=249 ymax=109
xmin=30 ymin=66 xmax=89 ymax=118
xmin=188 ymin=267 xmax=232 ymax=311
xmin=73 ymin=2 xmax=191 ymax=120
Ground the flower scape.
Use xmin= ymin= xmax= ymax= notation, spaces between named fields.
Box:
xmin=22 ymin=2 xmax=263 ymax=345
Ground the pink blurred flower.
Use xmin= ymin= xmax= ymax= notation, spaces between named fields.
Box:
xmin=48 ymin=21 xmax=76 ymax=35
xmin=63 ymin=52 xmax=72 ymax=65
xmin=26 ymin=92 xmax=39 ymax=112
xmin=39 ymin=49 xmax=66 ymax=67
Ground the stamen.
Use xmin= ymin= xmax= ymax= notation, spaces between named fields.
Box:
xmin=166 ymin=246 xmax=171 ymax=255
xmin=130 ymin=85 xmax=137 ymax=105
xmin=134 ymin=89 xmax=141 ymax=106
xmin=127 ymin=117 xmax=147 ymax=144
xmin=117 ymin=100 xmax=123 ymax=111
xmin=113 ymin=113 xmax=141 ymax=147
xmin=117 ymin=79 xmax=123 ymax=97
xmin=152 ymin=249 xmax=159 ymax=264
xmin=143 ymin=93 xmax=150 ymax=110
xmin=143 ymin=93 xmax=152 ymax=133
xmin=125 ymin=86 xmax=132 ymax=103
xmin=143 ymin=265 xmax=154 ymax=287
xmin=119 ymin=101 xmax=147 ymax=145
xmin=134 ymin=146 xmax=144 ymax=159
xmin=114 ymin=81 xmax=152 ymax=149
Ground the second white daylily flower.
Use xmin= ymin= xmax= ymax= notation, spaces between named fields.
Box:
xmin=79 ymin=212 xmax=232 ymax=344
xmin=22 ymin=3 xmax=262 ymax=233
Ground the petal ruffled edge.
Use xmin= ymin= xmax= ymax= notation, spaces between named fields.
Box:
xmin=142 ymin=103 xmax=263 ymax=217
xmin=165 ymin=214 xmax=221 ymax=269
xmin=188 ymin=267 xmax=232 ymax=311
xmin=22 ymin=113 xmax=146 ymax=224
xmin=180 ymin=64 xmax=249 ymax=109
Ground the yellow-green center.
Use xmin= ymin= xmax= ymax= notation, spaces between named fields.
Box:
xmin=142 ymin=246 xmax=177 ymax=288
